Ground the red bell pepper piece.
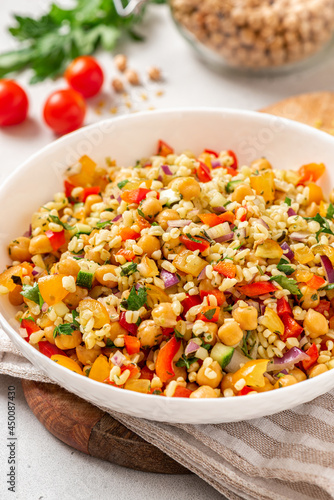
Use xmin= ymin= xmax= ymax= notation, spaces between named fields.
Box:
xmin=121 ymin=363 xmax=139 ymax=379
xmin=239 ymin=282 xmax=277 ymax=297
xmin=140 ymin=365 xmax=155 ymax=381
xmin=227 ymin=150 xmax=238 ymax=169
xmin=314 ymin=300 xmax=330 ymax=315
xmin=302 ymin=343 xmax=319 ymax=371
xmin=181 ymin=294 xmax=202 ymax=317
xmin=306 ymin=275 xmax=326 ymax=290
xmin=224 ymin=166 xmax=238 ymax=177
xmin=199 ymin=289 xmax=226 ymax=306
xmin=180 ymin=234 xmax=210 ymax=253
xmin=81 ymin=186 xmax=101 ymax=202
xmin=213 ymin=261 xmax=236 ymax=279
xmin=203 ymin=148 xmax=218 ymax=157
xmin=277 ymin=297 xmax=292 ymax=316
xmin=238 ymin=386 xmax=254 ymax=396
xmin=196 ymin=161 xmax=212 ymax=183
xmin=119 ymin=312 xmax=138 ymax=335
xmin=121 ymin=188 xmax=151 ymax=205
xmin=173 ymin=386 xmax=193 ymax=398
xmin=197 ymin=306 xmax=220 ymax=322
xmin=116 ymin=249 xmax=136 ymax=261
xmin=155 ymin=336 xmax=181 ymax=383
xmin=124 ymin=335 xmax=141 ymax=355
xmin=199 ymin=213 xmax=222 ymax=227
xmin=21 ymin=319 xmax=40 ymax=342
xmin=45 ymin=229 xmax=66 ymax=251
xmin=64 ymin=179 xmax=76 ymax=198
xmin=218 ymin=211 xmax=235 ymax=223
xmin=281 ymin=314 xmax=303 ymax=341
xmin=161 ymin=327 xmax=175 ymax=337
xmin=119 ymin=227 xmax=141 ymax=241
xmin=157 ymin=140 xmax=174 ymax=157
xmin=38 ymin=340 xmax=67 ymax=358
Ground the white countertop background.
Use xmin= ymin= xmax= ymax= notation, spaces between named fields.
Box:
xmin=1 ymin=2 xmax=334 ymax=499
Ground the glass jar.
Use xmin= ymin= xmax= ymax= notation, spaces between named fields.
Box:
xmin=170 ymin=0 xmax=334 ymax=73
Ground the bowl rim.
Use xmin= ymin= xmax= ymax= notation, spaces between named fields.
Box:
xmin=1 ymin=106 xmax=334 ymax=411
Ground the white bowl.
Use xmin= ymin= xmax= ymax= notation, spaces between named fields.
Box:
xmin=1 ymin=108 xmax=333 ymax=424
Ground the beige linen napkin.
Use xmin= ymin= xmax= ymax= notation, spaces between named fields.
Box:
xmin=1 ymin=328 xmax=334 ymax=500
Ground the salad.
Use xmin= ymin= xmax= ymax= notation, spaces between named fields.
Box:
xmin=1 ymin=141 xmax=333 ymax=399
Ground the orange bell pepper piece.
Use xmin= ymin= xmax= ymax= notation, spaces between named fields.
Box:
xmin=306 ymin=275 xmax=326 ymax=290
xmin=155 ymin=336 xmax=181 ymax=383
xmin=297 ymin=162 xmax=326 ymax=185
xmin=89 ymin=355 xmax=110 ymax=382
xmin=121 ymin=188 xmax=150 ymax=204
xmin=51 ymin=354 xmax=83 ymax=375
xmin=119 ymin=227 xmax=141 ymax=241
xmin=197 ymin=306 xmax=220 ymax=322
xmin=116 ymin=249 xmax=136 ymax=261
xmin=218 ymin=211 xmax=235 ymax=223
xmin=124 ymin=335 xmax=141 ymax=355
xmin=239 ymin=282 xmax=277 ymax=297
xmin=232 ymin=359 xmax=269 ymax=388
xmin=38 ymin=274 xmax=69 ymax=305
xmin=121 ymin=363 xmax=140 ymax=379
xmin=173 ymin=386 xmax=193 ymax=398
xmin=0 ymin=264 xmax=32 ymax=292
xmin=68 ymin=155 xmax=97 ymax=187
xmin=199 ymin=289 xmax=226 ymax=306
xmin=199 ymin=213 xmax=222 ymax=227
xmin=308 ymin=183 xmax=323 ymax=204
xmin=213 ymin=260 xmax=236 ymax=278
xmin=157 ymin=139 xmax=174 ymax=157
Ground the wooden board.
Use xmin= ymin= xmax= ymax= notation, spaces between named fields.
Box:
xmin=21 ymin=91 xmax=334 ymax=473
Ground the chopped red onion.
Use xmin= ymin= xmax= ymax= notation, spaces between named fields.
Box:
xmin=260 ymin=303 xmax=266 ymax=315
xmin=214 ymin=232 xmax=234 ymax=243
xmin=197 ymin=266 xmax=207 ymax=281
xmin=110 ymin=194 xmax=115 ymax=200
xmin=19 ymin=327 xmax=28 ymax=338
xmin=320 ymin=255 xmax=334 ymax=283
xmin=287 ymin=208 xmax=297 ymax=217
xmin=157 ymin=174 xmax=163 ymax=182
xmin=185 ymin=341 xmax=200 ymax=356
xmin=32 ymin=266 xmax=44 ymax=277
xmin=299 ymin=336 xmax=308 ymax=349
xmin=290 ymin=231 xmax=310 ymax=241
xmin=41 ymin=302 xmax=49 ymax=313
xmin=161 ymin=164 xmax=173 ymax=176
xmin=212 ymin=206 xmax=226 ymax=214
xmin=258 ymin=219 xmax=269 ymax=230
xmin=112 ymin=214 xmax=122 ymax=222
xmin=267 ymin=347 xmax=310 ymax=372
xmin=115 ymin=291 xmax=122 ymax=298
xmin=116 ymin=195 xmax=122 ymax=203
xmin=246 ymin=300 xmax=260 ymax=312
xmin=211 ymin=160 xmax=221 ymax=168
xmin=280 ymin=242 xmax=294 ymax=260
xmin=188 ymin=209 xmax=200 ymax=217
xmin=160 ymin=269 xmax=180 ymax=288
xmin=111 ymin=351 xmax=126 ymax=367
xmin=167 ymin=219 xmax=192 ymax=228
xmin=226 ymin=288 xmax=241 ymax=298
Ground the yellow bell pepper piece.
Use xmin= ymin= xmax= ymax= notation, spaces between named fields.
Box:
xmin=38 ymin=274 xmax=69 ymax=305
xmin=51 ymin=354 xmax=83 ymax=375
xmin=308 ymin=183 xmax=323 ymax=204
xmin=232 ymin=359 xmax=269 ymax=388
xmin=124 ymin=379 xmax=151 ymax=394
xmin=89 ymin=355 xmax=110 ymax=382
xmin=250 ymin=171 xmax=275 ymax=203
xmin=68 ymin=155 xmax=97 ymax=187
xmin=294 ymin=246 xmax=314 ymax=265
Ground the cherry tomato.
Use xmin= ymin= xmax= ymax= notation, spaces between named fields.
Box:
xmin=0 ymin=80 xmax=28 ymax=126
xmin=65 ymin=56 xmax=104 ymax=98
xmin=43 ymin=89 xmax=86 ymax=135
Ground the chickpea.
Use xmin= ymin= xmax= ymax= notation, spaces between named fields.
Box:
xmin=203 ymin=323 xmax=218 ymax=346
xmin=162 ymin=237 xmax=181 ymax=259
xmin=299 ymin=285 xmax=320 ymax=310
xmin=304 ymin=309 xmax=328 ymax=338
xmin=186 ymin=382 xmax=199 ymax=391
xmin=305 ymin=202 xmax=319 ymax=218
xmin=76 ymin=344 xmax=102 ymax=365
xmin=109 ymin=321 xmax=128 ymax=341
xmin=85 ymin=194 xmax=102 ymax=214
xmin=9 ymin=237 xmax=31 ymax=262
xmin=140 ymin=197 xmax=162 ymax=220
xmin=85 ymin=247 xmax=105 ymax=265
xmin=114 ymin=54 xmax=127 ymax=72
xmin=290 ymin=367 xmax=307 ymax=383
xmin=231 ymin=184 xmax=253 ymax=203
xmin=8 ymin=285 xmax=23 ymax=306
xmin=55 ymin=330 xmax=82 ymax=350
xmin=196 ymin=361 xmax=223 ymax=388
xmin=156 ymin=209 xmax=179 ymax=230
xmin=189 ymin=385 xmax=218 ymax=398
xmin=220 ymin=373 xmax=237 ymax=395
xmin=63 ymin=286 xmax=88 ymax=309
xmin=273 ymin=374 xmax=298 ymax=389
xmin=137 ymin=235 xmax=160 ymax=257
xmin=29 ymin=234 xmax=53 ymax=255
xmin=218 ymin=319 xmax=243 ymax=346
xmin=137 ymin=320 xmax=163 ymax=348
xmin=43 ymin=326 xmax=56 ymax=344
xmin=56 ymin=258 xmax=80 ymax=277
xmin=232 ymin=305 xmax=258 ymax=330
xmin=308 ymin=363 xmax=328 ymax=378
xmin=95 ymin=265 xmax=118 ymax=288
xmin=170 ymin=177 xmax=201 ymax=201
xmin=251 ymin=158 xmax=272 ymax=172
xmin=152 ymin=303 xmax=177 ymax=328
xmin=168 ymin=363 xmax=187 ymax=382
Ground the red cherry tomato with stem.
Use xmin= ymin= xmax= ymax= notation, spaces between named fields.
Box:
xmin=43 ymin=89 xmax=86 ymax=135
xmin=0 ymin=79 xmax=29 ymax=126
xmin=65 ymin=56 xmax=104 ymax=98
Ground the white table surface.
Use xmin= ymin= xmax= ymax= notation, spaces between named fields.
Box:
xmin=1 ymin=2 xmax=334 ymax=499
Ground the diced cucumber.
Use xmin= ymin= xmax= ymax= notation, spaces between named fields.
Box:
xmin=225 ymin=179 xmax=243 ymax=194
xmin=211 ymin=343 xmax=234 ymax=369
xmin=159 ymin=188 xmax=181 ymax=207
xmin=73 ymin=223 xmax=92 ymax=235
xmin=76 ymin=270 xmax=94 ymax=289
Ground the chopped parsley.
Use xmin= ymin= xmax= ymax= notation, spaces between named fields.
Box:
xmin=21 ymin=283 xmax=44 ymax=308
xmin=240 ymin=331 xmax=253 ymax=359
xmin=277 ymin=258 xmax=294 ymax=276
xmin=152 ymin=389 xmax=162 ymax=395
xmin=321 ymin=283 xmax=334 ymax=290
xmin=174 ymin=328 xmax=183 ymax=339
xmin=284 ymin=197 xmax=292 ymax=206
xmin=53 ymin=311 xmax=80 ymax=338
xmin=105 ymin=339 xmax=116 ymax=348
xmin=257 ymin=265 xmax=264 ymax=276
xmin=120 ymin=262 xmax=137 ymax=277
xmin=269 ymin=275 xmax=301 ymax=297
xmin=95 ymin=220 xmax=111 ymax=229
xmin=304 ymin=213 xmax=334 ymax=242
xmin=224 ymin=305 xmax=233 ymax=312
xmin=117 ymin=179 xmax=129 ymax=189
xmin=185 ymin=233 xmax=203 ymax=244
xmin=176 ymin=355 xmax=198 ymax=369
xmin=203 ymin=308 xmax=216 ymax=321
xmin=121 ymin=286 xmax=147 ymax=311
xmin=48 ymin=214 xmax=74 ymax=231
xmin=137 ymin=208 xmax=145 ymax=218
xmin=19 ymin=315 xmax=35 ymax=323
xmin=327 ymin=203 xmax=334 ymax=220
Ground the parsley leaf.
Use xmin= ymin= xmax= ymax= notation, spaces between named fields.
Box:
xmin=224 ymin=305 xmax=233 ymax=312
xmin=203 ymin=308 xmax=216 ymax=321
xmin=95 ymin=220 xmax=111 ymax=229
xmin=277 ymin=258 xmax=294 ymax=276
xmin=137 ymin=208 xmax=145 ymax=218
xmin=240 ymin=331 xmax=253 ymax=359
xmin=49 ymin=214 xmax=73 ymax=231
xmin=121 ymin=286 xmax=147 ymax=311
xmin=120 ymin=262 xmax=137 ymax=277
xmin=185 ymin=233 xmax=204 ymax=244
xmin=105 ymin=339 xmax=116 ymax=348
xmin=304 ymin=213 xmax=334 ymax=242
xmin=176 ymin=355 xmax=198 ymax=369
xmin=327 ymin=203 xmax=334 ymax=220
xmin=53 ymin=323 xmax=75 ymax=338
xmin=269 ymin=275 xmax=302 ymax=297
xmin=21 ymin=283 xmax=44 ymax=308
xmin=284 ymin=197 xmax=292 ymax=206
xmin=117 ymin=179 xmax=129 ymax=189
xmin=174 ymin=328 xmax=183 ymax=339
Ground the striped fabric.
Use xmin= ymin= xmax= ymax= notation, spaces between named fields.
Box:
xmin=1 ymin=329 xmax=333 ymax=500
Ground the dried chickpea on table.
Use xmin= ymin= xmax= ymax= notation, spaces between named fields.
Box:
xmin=1 ymin=141 xmax=334 ymax=399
